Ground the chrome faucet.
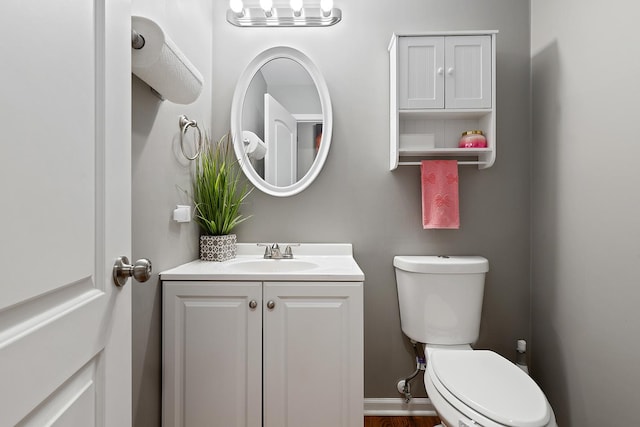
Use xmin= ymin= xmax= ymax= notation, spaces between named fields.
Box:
xmin=257 ymin=243 xmax=299 ymax=259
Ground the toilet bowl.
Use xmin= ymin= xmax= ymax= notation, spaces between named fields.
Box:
xmin=423 ymin=345 xmax=557 ymax=427
xmin=393 ymin=256 xmax=557 ymax=427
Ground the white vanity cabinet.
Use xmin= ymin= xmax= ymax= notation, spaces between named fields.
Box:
xmin=162 ymin=273 xmax=363 ymax=427
xmin=390 ymin=31 xmax=497 ymax=169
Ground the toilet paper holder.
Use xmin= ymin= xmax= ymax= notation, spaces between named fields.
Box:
xmin=179 ymin=115 xmax=203 ymax=161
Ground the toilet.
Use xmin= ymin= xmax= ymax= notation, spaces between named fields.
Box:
xmin=394 ymin=256 xmax=557 ymax=427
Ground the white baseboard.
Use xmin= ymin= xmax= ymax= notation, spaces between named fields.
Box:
xmin=363 ymin=398 xmax=437 ymax=416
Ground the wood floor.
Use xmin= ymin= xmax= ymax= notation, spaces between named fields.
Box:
xmin=364 ymin=416 xmax=442 ymax=427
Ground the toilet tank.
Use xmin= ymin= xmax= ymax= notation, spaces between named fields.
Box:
xmin=394 ymin=256 xmax=489 ymax=345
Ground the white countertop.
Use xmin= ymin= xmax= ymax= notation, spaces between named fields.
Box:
xmin=160 ymin=243 xmax=365 ymax=281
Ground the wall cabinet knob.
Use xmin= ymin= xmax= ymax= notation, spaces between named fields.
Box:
xmin=266 ymin=300 xmax=276 ymax=310
xmin=249 ymin=300 xmax=258 ymax=309
xmin=447 ymin=67 xmax=454 ymax=75
xmin=437 ymin=67 xmax=444 ymax=76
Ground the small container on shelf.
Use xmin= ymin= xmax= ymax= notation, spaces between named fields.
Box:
xmin=458 ymin=130 xmax=487 ymax=148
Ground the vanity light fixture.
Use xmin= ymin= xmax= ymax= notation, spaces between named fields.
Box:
xmin=227 ymin=0 xmax=342 ymax=27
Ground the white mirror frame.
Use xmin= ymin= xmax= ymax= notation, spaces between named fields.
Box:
xmin=230 ymin=46 xmax=333 ymax=197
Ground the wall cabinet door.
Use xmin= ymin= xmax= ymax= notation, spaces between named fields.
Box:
xmin=398 ymin=35 xmax=491 ymax=110
xmin=262 ymin=282 xmax=364 ymax=427
xmin=163 ymin=282 xmax=262 ymax=427
xmin=399 ymin=36 xmax=445 ymax=109
xmin=444 ymin=35 xmax=492 ymax=109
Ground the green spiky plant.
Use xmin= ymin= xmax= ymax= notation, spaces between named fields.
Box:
xmin=193 ymin=132 xmax=251 ymax=236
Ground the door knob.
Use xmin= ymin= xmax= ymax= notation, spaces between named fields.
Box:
xmin=249 ymin=300 xmax=258 ymax=309
xmin=113 ymin=256 xmax=152 ymax=287
xmin=266 ymin=300 xmax=276 ymax=310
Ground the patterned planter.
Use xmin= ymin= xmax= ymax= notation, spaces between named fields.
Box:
xmin=200 ymin=234 xmax=237 ymax=262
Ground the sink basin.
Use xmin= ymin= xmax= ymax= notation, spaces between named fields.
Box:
xmin=227 ymin=259 xmax=319 ymax=273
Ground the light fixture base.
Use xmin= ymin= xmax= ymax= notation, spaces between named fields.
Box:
xmin=226 ymin=7 xmax=342 ymax=27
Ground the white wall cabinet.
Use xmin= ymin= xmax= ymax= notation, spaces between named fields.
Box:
xmin=390 ymin=31 xmax=497 ymax=169
xmin=163 ymin=280 xmax=363 ymax=427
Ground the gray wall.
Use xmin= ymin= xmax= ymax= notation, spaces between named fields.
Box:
xmin=131 ymin=0 xmax=532 ymax=424
xmin=531 ymin=1 xmax=640 ymax=425
xmin=211 ymin=0 xmax=531 ymax=398
xmin=131 ymin=0 xmax=212 ymax=425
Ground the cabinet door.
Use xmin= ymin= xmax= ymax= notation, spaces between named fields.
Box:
xmin=163 ymin=282 xmax=262 ymax=427
xmin=444 ymin=35 xmax=492 ymax=109
xmin=399 ymin=36 xmax=445 ymax=109
xmin=263 ymin=282 xmax=364 ymax=427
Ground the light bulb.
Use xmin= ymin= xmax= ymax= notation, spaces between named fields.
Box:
xmin=290 ymin=0 xmax=303 ymax=16
xmin=260 ymin=0 xmax=273 ymax=16
xmin=320 ymin=0 xmax=333 ymax=16
xmin=229 ymin=0 xmax=244 ymax=15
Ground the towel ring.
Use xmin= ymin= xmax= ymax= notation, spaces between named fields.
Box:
xmin=179 ymin=115 xmax=203 ymax=160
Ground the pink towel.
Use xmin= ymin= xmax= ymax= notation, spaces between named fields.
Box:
xmin=421 ymin=160 xmax=460 ymax=229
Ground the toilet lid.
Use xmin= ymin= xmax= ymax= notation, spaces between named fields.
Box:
xmin=430 ymin=350 xmax=550 ymax=427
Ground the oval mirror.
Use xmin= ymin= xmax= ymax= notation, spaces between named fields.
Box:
xmin=230 ymin=47 xmax=332 ymax=197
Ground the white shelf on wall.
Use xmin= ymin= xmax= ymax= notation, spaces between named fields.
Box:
xmin=389 ymin=31 xmax=498 ymax=170
xmin=399 ymin=148 xmax=492 ymax=156
xmin=400 ymin=109 xmax=490 ymax=120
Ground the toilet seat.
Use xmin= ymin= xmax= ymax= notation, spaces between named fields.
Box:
xmin=427 ymin=350 xmax=550 ymax=427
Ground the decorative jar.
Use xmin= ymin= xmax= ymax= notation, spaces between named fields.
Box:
xmin=458 ymin=130 xmax=487 ymax=148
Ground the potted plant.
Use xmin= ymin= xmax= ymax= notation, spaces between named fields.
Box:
xmin=193 ymin=131 xmax=251 ymax=261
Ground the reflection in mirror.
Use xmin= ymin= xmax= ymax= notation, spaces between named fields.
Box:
xmin=231 ymin=47 xmax=332 ymax=197
xmin=242 ymin=58 xmax=322 ymax=186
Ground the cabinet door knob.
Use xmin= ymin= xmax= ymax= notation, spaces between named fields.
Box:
xmin=437 ymin=67 xmax=444 ymax=76
xmin=249 ymin=300 xmax=258 ymax=309
xmin=447 ymin=67 xmax=454 ymax=75
xmin=266 ymin=300 xmax=276 ymax=310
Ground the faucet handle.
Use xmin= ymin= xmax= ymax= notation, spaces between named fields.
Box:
xmin=257 ymin=243 xmax=273 ymax=258
xmin=283 ymin=243 xmax=300 ymax=258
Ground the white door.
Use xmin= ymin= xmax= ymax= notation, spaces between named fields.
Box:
xmin=444 ymin=35 xmax=492 ymax=109
xmin=399 ymin=36 xmax=445 ymax=109
xmin=0 ymin=0 xmax=132 ymax=425
xmin=264 ymin=94 xmax=297 ymax=187
xmin=263 ymin=282 xmax=364 ymax=427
